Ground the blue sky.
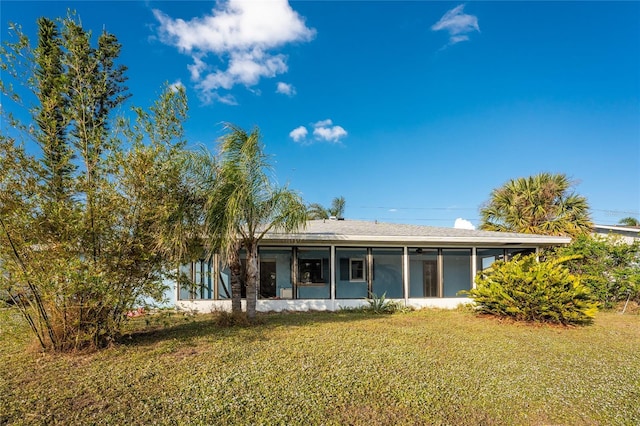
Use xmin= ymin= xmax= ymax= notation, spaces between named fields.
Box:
xmin=2 ymin=1 xmax=639 ymax=228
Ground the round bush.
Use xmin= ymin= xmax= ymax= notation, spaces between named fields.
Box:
xmin=465 ymin=254 xmax=598 ymax=325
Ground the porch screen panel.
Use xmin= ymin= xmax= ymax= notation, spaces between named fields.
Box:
xmin=371 ymin=248 xmax=403 ymax=298
xmin=335 ymin=248 xmax=368 ymax=299
xmin=178 ymin=260 xmax=213 ymax=300
xmin=476 ymin=248 xmax=505 ymax=273
xmin=297 ymin=247 xmax=330 ymax=299
xmin=218 ymin=265 xmax=231 ymax=300
xmin=198 ymin=259 xmax=213 ymax=299
xmin=259 ymin=247 xmax=293 ymax=300
xmin=178 ymin=263 xmax=192 ymax=300
xmin=217 ymin=249 xmax=247 ymax=299
xmin=408 ymin=249 xmax=438 ymax=298
xmin=442 ymin=249 xmax=472 ymax=297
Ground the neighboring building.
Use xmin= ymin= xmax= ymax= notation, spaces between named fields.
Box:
xmin=593 ymin=224 xmax=640 ymax=244
xmin=174 ymin=219 xmax=570 ymax=312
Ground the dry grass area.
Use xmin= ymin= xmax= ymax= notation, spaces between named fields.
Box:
xmin=1 ymin=307 xmax=638 ymax=425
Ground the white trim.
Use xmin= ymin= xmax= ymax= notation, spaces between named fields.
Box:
xmin=594 ymin=224 xmax=640 ymax=233
xmin=471 ymin=247 xmax=477 ymax=289
xmin=176 ymin=298 xmax=473 ymax=313
xmin=330 ymin=245 xmax=336 ymax=301
xmin=403 ymin=246 xmax=409 ymax=305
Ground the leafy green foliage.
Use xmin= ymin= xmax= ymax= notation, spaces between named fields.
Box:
xmin=307 ymin=196 xmax=346 ymax=219
xmin=618 ymin=216 xmax=640 ymax=227
xmin=479 ymin=172 xmax=592 ymax=237
xmin=549 ymin=234 xmax=640 ymax=308
xmin=190 ymin=124 xmax=308 ymax=320
xmin=465 ymin=254 xmax=598 ymax=325
xmin=0 ymin=16 xmax=192 ymax=351
xmin=365 ymin=292 xmax=408 ymax=314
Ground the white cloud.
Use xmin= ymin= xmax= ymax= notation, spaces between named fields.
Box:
xmin=314 ymin=119 xmax=333 ymax=127
xmin=289 ymin=126 xmax=308 ymax=142
xmin=187 ymin=55 xmax=207 ymax=80
xmin=312 ymin=119 xmax=347 ymax=143
xmin=154 ymin=0 xmax=315 ymax=103
xmin=196 ymin=48 xmax=288 ymax=92
xmin=276 ymin=81 xmax=296 ymax=96
xmin=313 ymin=125 xmax=347 ymax=143
xmin=289 ymin=119 xmax=348 ymax=144
xmin=431 ymin=4 xmax=479 ymax=46
xmin=454 ymin=218 xmax=476 ymax=230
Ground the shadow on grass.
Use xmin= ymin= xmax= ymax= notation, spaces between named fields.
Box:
xmin=119 ymin=309 xmax=397 ymax=348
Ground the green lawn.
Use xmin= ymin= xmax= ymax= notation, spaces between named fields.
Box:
xmin=1 ymin=307 xmax=638 ymax=425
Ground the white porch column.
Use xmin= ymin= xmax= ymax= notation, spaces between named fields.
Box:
xmin=471 ymin=247 xmax=477 ymax=289
xmin=403 ymin=246 xmax=409 ymax=305
xmin=330 ymin=245 xmax=336 ymax=306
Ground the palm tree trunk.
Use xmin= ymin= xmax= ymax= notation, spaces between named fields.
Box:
xmin=245 ymin=242 xmax=259 ymax=320
xmin=229 ymin=240 xmax=242 ymax=314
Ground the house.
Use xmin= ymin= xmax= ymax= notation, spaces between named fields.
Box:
xmin=174 ymin=219 xmax=570 ymax=312
xmin=593 ymin=224 xmax=640 ymax=244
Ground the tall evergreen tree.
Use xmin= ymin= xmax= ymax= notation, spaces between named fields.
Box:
xmin=34 ymin=17 xmax=74 ymax=203
xmin=62 ymin=18 xmax=130 ymax=263
xmin=0 ymin=16 xmax=190 ymax=351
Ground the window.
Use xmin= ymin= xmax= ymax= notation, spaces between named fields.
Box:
xmin=299 ymin=259 xmax=323 ymax=284
xmin=336 ymin=247 xmax=368 ymax=299
xmin=350 ymin=258 xmax=366 ymax=281
xmin=297 ymin=247 xmax=330 ymax=299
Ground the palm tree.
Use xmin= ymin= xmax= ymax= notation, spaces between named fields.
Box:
xmin=307 ymin=196 xmax=346 ymax=219
xmin=328 ymin=196 xmax=346 ymax=218
xmin=618 ymin=217 xmax=640 ymax=227
xmin=479 ymin=173 xmax=592 ymax=238
xmin=307 ymin=203 xmax=329 ymax=220
xmin=209 ymin=124 xmax=307 ymax=320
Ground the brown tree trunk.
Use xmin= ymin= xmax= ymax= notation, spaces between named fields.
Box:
xmin=245 ymin=242 xmax=259 ymax=321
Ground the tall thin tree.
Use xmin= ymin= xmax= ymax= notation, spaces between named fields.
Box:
xmin=34 ymin=17 xmax=74 ymax=204
xmin=209 ymin=124 xmax=308 ymax=320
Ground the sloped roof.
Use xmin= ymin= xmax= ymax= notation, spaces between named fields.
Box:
xmin=263 ymin=220 xmax=570 ymax=246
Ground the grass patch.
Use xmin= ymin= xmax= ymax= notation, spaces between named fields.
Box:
xmin=1 ymin=307 xmax=638 ymax=425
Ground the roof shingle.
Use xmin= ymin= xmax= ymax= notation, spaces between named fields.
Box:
xmin=263 ymin=219 xmax=570 ymax=246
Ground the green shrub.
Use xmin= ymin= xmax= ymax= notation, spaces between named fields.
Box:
xmin=339 ymin=293 xmax=409 ymax=314
xmin=365 ymin=292 xmax=408 ymax=314
xmin=549 ymin=235 xmax=640 ymax=308
xmin=464 ymin=254 xmax=598 ymax=325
